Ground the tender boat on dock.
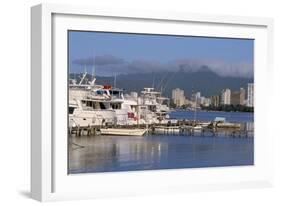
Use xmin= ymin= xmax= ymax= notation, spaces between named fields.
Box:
xmin=213 ymin=117 xmax=241 ymax=129
xmin=193 ymin=125 xmax=203 ymax=131
xmin=153 ymin=126 xmax=181 ymax=134
xmin=100 ymin=128 xmax=147 ymax=136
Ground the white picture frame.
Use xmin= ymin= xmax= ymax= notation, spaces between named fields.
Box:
xmin=31 ymin=3 xmax=274 ymax=202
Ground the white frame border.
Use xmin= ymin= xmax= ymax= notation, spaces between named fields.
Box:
xmin=31 ymin=3 xmax=274 ymax=202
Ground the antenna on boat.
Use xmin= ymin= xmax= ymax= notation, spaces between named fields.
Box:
xmin=162 ymin=70 xmax=178 ymax=93
xmin=92 ymin=52 xmax=95 ymax=81
xmin=114 ymin=73 xmax=117 ymax=88
xmin=79 ymin=65 xmax=87 ymax=85
xmin=89 ymin=51 xmax=96 ymax=86
xmin=152 ymin=74 xmax=155 ymax=88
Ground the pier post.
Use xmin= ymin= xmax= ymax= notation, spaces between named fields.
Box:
xmin=77 ymin=125 xmax=80 ymax=137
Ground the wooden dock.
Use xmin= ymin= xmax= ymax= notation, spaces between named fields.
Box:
xmin=69 ymin=121 xmax=253 ymax=138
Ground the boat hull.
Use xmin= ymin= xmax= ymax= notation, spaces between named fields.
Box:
xmin=100 ymin=128 xmax=147 ymax=136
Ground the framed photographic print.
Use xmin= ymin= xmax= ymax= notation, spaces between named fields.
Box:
xmin=31 ymin=3 xmax=274 ymax=201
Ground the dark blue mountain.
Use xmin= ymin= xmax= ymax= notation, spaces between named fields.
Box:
xmin=70 ymin=66 xmax=253 ymax=98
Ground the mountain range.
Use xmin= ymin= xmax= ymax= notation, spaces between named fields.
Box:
xmin=70 ymin=66 xmax=253 ymax=98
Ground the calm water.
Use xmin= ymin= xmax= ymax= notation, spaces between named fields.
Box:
xmin=68 ymin=111 xmax=254 ymax=174
xmin=170 ymin=110 xmax=254 ymax=123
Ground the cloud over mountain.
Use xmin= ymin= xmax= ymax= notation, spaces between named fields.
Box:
xmin=73 ymin=54 xmax=125 ymax=66
xmin=72 ymin=54 xmax=253 ymax=78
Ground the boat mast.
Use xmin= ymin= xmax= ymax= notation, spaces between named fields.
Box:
xmin=92 ymin=55 xmax=95 ymax=82
xmin=90 ymin=51 xmax=96 ymax=87
xmin=79 ymin=65 xmax=87 ymax=85
xmin=152 ymin=74 xmax=155 ymax=88
xmin=114 ymin=73 xmax=117 ymax=88
xmin=194 ymin=94 xmax=197 ymax=123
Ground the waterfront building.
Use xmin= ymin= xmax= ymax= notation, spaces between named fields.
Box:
xmin=211 ymin=95 xmax=220 ymax=107
xmin=240 ymin=88 xmax=246 ymax=105
xmin=184 ymin=98 xmax=190 ymax=105
xmin=231 ymin=87 xmax=246 ymax=105
xmin=247 ymin=83 xmax=254 ymax=107
xmin=203 ymin=97 xmax=211 ymax=107
xmin=198 ymin=96 xmax=210 ymax=107
xmin=200 ymin=96 xmax=205 ymax=105
xmin=220 ymin=89 xmax=231 ymax=105
xmin=191 ymin=91 xmax=201 ymax=106
xmin=172 ymin=88 xmax=185 ymax=107
xmin=231 ymin=91 xmax=240 ymax=105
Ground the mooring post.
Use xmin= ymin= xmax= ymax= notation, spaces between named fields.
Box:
xmin=77 ymin=125 xmax=80 ymax=137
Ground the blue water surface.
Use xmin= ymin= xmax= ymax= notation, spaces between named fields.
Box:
xmin=170 ymin=111 xmax=254 ymax=123
xmin=69 ymin=111 xmax=254 ymax=174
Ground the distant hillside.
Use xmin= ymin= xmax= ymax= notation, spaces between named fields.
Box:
xmin=70 ymin=66 xmax=253 ymax=98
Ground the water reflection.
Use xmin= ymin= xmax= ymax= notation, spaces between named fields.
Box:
xmin=69 ymin=134 xmax=253 ymax=174
xmin=69 ymin=135 xmax=169 ymax=173
xmin=69 ymin=112 xmax=254 ymax=174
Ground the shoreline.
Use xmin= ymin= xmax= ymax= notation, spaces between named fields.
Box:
xmin=171 ymin=109 xmax=254 ymax=113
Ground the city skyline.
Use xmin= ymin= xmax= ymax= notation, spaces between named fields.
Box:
xmin=171 ymin=83 xmax=254 ymax=108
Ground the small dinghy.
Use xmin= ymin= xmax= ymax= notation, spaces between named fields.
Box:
xmin=100 ymin=128 xmax=147 ymax=136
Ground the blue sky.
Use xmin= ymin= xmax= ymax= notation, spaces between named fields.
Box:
xmin=68 ymin=31 xmax=254 ymax=77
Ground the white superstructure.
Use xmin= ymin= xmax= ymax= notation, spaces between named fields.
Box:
xmin=69 ymin=75 xmax=171 ymax=128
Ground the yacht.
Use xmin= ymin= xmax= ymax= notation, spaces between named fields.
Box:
xmin=139 ymin=88 xmax=170 ymax=124
xmin=69 ymin=76 xmax=140 ymax=127
xmin=68 ymin=74 xmax=171 ymax=129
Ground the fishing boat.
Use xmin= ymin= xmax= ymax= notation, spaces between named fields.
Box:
xmin=139 ymin=87 xmax=170 ymax=124
xmin=100 ymin=128 xmax=147 ymax=136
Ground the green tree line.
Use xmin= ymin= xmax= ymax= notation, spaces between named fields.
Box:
xmin=201 ymin=104 xmax=254 ymax=112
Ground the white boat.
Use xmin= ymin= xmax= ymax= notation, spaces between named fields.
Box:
xmin=213 ymin=117 xmax=240 ymax=128
xmin=100 ymin=128 xmax=147 ymax=136
xmin=69 ymin=72 xmax=171 ymax=127
xmin=139 ymin=87 xmax=170 ymax=124
xmin=69 ymin=75 xmax=140 ymax=127
xmin=153 ymin=126 xmax=180 ymax=134
xmin=193 ymin=125 xmax=203 ymax=130
xmin=216 ymin=122 xmax=241 ymax=129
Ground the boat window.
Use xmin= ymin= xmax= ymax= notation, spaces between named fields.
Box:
xmin=99 ymin=102 xmax=106 ymax=109
xmin=149 ymin=105 xmax=156 ymax=112
xmin=81 ymin=100 xmax=86 ymax=107
xmin=93 ymin=102 xmax=100 ymax=109
xmin=69 ymin=107 xmax=75 ymax=114
xmin=111 ymin=103 xmax=121 ymax=109
xmin=96 ymin=90 xmax=104 ymax=95
xmin=112 ymin=91 xmax=119 ymax=95
xmin=86 ymin=101 xmax=92 ymax=107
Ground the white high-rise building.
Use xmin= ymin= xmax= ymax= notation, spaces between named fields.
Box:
xmin=203 ymin=97 xmax=211 ymax=107
xmin=247 ymin=83 xmax=254 ymax=107
xmin=172 ymin=88 xmax=185 ymax=107
xmin=191 ymin=91 xmax=201 ymax=106
xmin=220 ymin=89 xmax=231 ymax=105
